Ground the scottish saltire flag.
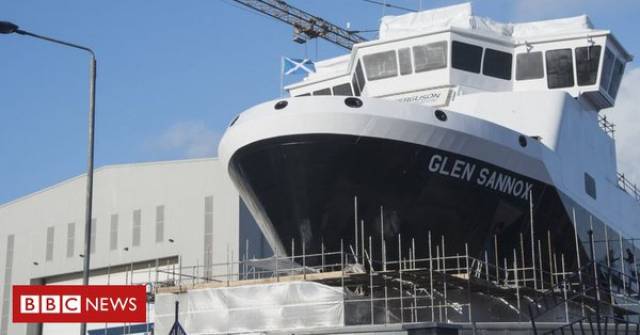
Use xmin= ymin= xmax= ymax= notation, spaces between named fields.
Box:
xmin=282 ymin=57 xmax=315 ymax=76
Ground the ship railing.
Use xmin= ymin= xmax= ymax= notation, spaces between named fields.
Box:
xmin=599 ymin=115 xmax=616 ymax=138
xmin=618 ymin=173 xmax=640 ymax=202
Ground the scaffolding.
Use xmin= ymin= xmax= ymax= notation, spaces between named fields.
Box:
xmin=139 ymin=229 xmax=640 ymax=330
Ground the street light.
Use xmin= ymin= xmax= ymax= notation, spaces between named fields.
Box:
xmin=0 ymin=20 xmax=97 ymax=335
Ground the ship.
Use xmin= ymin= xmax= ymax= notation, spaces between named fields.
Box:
xmin=219 ymin=2 xmax=638 ymax=315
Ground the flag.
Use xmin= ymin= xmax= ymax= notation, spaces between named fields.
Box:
xmin=282 ymin=57 xmax=315 ymax=76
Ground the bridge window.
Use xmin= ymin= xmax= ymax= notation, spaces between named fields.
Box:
xmin=609 ymin=59 xmax=625 ymax=99
xmin=516 ymin=52 xmax=544 ymax=80
xmin=601 ymin=48 xmax=626 ymax=100
xmin=332 ymin=83 xmax=353 ymax=96
xmin=364 ymin=50 xmax=398 ymax=81
xmin=452 ymin=41 xmax=483 ymax=73
xmin=546 ymin=49 xmax=575 ymax=89
xmin=398 ymin=48 xmax=413 ymax=75
xmin=413 ymin=41 xmax=447 ymax=73
xmin=601 ymin=48 xmax=614 ymax=93
xmin=312 ymin=88 xmax=331 ymax=96
xmin=575 ymin=45 xmax=601 ymax=86
xmin=352 ymin=60 xmax=366 ymax=96
xmin=483 ymin=48 xmax=512 ymax=80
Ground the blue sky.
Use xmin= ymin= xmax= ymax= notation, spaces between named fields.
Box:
xmin=1 ymin=0 xmax=639 ymax=204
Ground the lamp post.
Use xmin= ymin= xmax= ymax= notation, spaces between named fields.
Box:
xmin=0 ymin=21 xmax=97 ymax=335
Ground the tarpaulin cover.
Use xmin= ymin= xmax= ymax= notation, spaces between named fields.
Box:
xmin=305 ymin=54 xmax=351 ymax=82
xmin=154 ymin=281 xmax=345 ymax=335
xmin=311 ymin=3 xmax=595 ymax=79
xmin=379 ymin=2 xmax=594 ymax=40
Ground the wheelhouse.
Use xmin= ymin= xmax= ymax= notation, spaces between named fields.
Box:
xmin=287 ymin=12 xmax=632 ymax=111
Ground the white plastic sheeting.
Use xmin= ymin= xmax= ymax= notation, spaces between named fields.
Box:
xmin=154 ymin=281 xmax=345 ymax=335
xmin=380 ymin=2 xmax=474 ymax=40
xmin=299 ymin=3 xmax=596 ymax=84
xmin=511 ymin=15 xmax=593 ymax=39
xmin=379 ymin=2 xmax=594 ymax=41
xmin=305 ymin=54 xmax=351 ymax=81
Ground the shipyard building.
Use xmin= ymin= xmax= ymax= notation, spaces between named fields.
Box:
xmin=0 ymin=158 xmax=270 ymax=335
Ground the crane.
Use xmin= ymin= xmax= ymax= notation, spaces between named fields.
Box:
xmin=229 ymin=0 xmax=368 ymax=50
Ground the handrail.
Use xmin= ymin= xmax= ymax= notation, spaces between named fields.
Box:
xmin=599 ymin=115 xmax=616 ymax=138
xmin=617 ymin=173 xmax=640 ymax=202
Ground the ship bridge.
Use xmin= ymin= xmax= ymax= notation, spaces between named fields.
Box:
xmin=286 ymin=3 xmax=632 ymax=111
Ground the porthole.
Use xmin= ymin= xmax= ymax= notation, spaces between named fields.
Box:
xmin=345 ymin=97 xmax=363 ymax=108
xmin=434 ymin=110 xmax=447 ymax=122
xmin=518 ymin=135 xmax=528 ymax=147
xmin=274 ymin=100 xmax=288 ymax=110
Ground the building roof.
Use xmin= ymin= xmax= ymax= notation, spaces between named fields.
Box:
xmin=0 ymin=157 xmax=219 ymax=209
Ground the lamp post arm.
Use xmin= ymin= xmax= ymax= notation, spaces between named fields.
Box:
xmin=15 ymin=29 xmax=95 ymax=58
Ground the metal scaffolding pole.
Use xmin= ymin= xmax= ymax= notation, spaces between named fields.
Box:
xmin=428 ymin=231 xmax=435 ymax=321
xmin=495 ymin=234 xmax=500 ymax=282
xmin=369 ymin=236 xmax=374 ymax=325
xmin=355 ymin=196 xmax=359 ymax=262
xmin=514 ymin=249 xmax=521 ymax=316
xmin=538 ymin=239 xmax=544 ymax=290
xmin=398 ymin=234 xmax=404 ymax=323
xmin=561 ymin=254 xmax=569 ymax=323
xmin=530 ymin=189 xmax=537 ymax=290
xmin=380 ymin=206 xmax=385 ymax=270
xmin=361 ymin=220 xmax=365 ymax=265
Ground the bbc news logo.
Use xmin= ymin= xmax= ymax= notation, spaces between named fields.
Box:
xmin=20 ymin=295 xmax=82 ymax=314
xmin=13 ymin=285 xmax=146 ymax=323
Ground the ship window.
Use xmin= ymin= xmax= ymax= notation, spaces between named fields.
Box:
xmin=609 ymin=59 xmax=625 ymax=99
xmin=585 ymin=173 xmax=597 ymax=199
xmin=413 ymin=41 xmax=447 ymax=73
xmin=312 ymin=88 xmax=331 ymax=96
xmin=575 ymin=45 xmax=601 ymax=86
xmin=516 ymin=52 xmax=544 ymax=80
xmin=295 ymin=93 xmax=311 ymax=97
xmin=332 ymin=83 xmax=353 ymax=96
xmin=398 ymin=48 xmax=413 ymax=75
xmin=483 ymin=48 xmax=512 ymax=80
xmin=452 ymin=41 xmax=483 ymax=73
xmin=353 ymin=60 xmax=366 ymax=95
xmin=600 ymin=48 xmax=614 ymax=92
xmin=364 ymin=50 xmax=398 ymax=81
xmin=546 ymin=48 xmax=574 ymax=88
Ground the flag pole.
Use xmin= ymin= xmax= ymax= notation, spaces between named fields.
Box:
xmin=280 ymin=56 xmax=285 ymax=98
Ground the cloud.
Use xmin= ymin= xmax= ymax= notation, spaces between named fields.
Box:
xmin=144 ymin=121 xmax=221 ymax=160
xmin=605 ymin=67 xmax=640 ymax=183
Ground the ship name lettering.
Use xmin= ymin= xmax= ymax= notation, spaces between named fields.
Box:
xmin=398 ymin=92 xmax=441 ymax=104
xmin=428 ymin=154 xmax=532 ymax=200
xmin=428 ymin=155 xmax=475 ymax=181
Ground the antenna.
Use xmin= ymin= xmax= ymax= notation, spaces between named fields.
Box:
xmin=228 ymin=0 xmax=368 ymax=50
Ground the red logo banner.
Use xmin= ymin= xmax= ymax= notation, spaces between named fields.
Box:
xmin=12 ymin=285 xmax=147 ymax=323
